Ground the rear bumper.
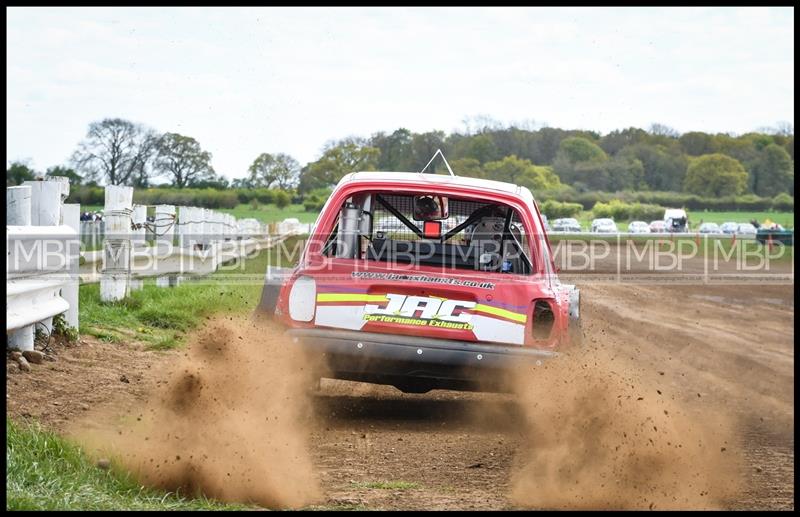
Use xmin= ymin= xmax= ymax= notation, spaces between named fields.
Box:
xmin=285 ymin=328 xmax=557 ymax=393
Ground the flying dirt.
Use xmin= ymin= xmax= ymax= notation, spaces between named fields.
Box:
xmin=506 ymin=337 xmax=742 ymax=510
xmin=70 ymin=317 xmax=322 ymax=509
xmin=8 ymin=249 xmax=788 ymax=510
xmin=58 ymin=306 xmax=761 ymax=510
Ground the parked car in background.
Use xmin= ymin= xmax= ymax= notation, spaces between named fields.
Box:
xmin=627 ymin=221 xmax=650 ymax=233
xmin=736 ymin=223 xmax=758 ymax=236
xmin=664 ymin=208 xmax=688 ymax=232
xmin=552 ymin=217 xmax=582 ymax=232
xmin=756 ymin=226 xmax=794 ymax=246
xmin=541 ymin=214 xmax=552 ymax=232
xmin=649 ymin=220 xmax=667 ymax=233
xmin=720 ymin=222 xmax=739 ymax=234
xmin=591 ymin=218 xmax=618 ymax=233
xmin=698 ymin=222 xmax=721 ymax=234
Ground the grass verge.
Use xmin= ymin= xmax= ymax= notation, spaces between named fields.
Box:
xmin=78 ymin=236 xmax=306 ymax=349
xmin=6 ymin=420 xmax=246 ymax=510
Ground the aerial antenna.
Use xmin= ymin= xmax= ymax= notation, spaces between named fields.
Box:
xmin=419 ymin=149 xmax=455 ymax=177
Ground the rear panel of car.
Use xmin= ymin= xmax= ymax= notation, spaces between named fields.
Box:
xmin=276 ymin=180 xmax=568 ymax=350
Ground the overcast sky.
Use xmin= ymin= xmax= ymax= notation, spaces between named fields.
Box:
xmin=7 ymin=6 xmax=794 ymax=180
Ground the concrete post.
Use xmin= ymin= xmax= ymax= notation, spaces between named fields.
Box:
xmin=100 ymin=185 xmax=133 ymax=302
xmin=132 ymin=205 xmax=147 ymax=247
xmin=179 ymin=206 xmax=195 ymax=250
xmin=199 ymin=208 xmax=209 ymax=248
xmin=23 ymin=180 xmax=63 ymax=226
xmin=7 ymin=185 xmax=31 ymax=225
xmin=7 ymin=186 xmax=34 ymax=351
xmin=62 ymin=203 xmax=81 ymax=331
xmin=23 ymin=180 xmax=64 ymax=332
xmin=155 ymin=204 xmax=176 ymax=251
xmin=178 ymin=206 xmax=194 ymax=274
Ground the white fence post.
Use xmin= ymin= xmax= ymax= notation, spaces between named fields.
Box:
xmin=155 ymin=204 xmax=176 ymax=251
xmin=7 ymin=186 xmax=34 ymax=351
xmin=23 ymin=180 xmax=66 ymax=332
xmin=132 ymin=205 xmax=147 ymax=247
xmin=7 ymin=185 xmax=32 ymax=225
xmin=62 ymin=203 xmax=81 ymax=331
xmin=101 ymin=185 xmax=133 ymax=302
xmin=179 ymin=206 xmax=194 ymax=250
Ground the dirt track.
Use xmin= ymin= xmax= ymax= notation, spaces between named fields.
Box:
xmin=6 ymin=261 xmax=794 ymax=510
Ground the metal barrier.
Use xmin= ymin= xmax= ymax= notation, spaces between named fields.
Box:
xmin=7 ymin=181 xmax=294 ymax=350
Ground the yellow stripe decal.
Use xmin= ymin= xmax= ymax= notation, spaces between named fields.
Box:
xmin=316 ymin=293 xmax=388 ymax=303
xmin=473 ymin=303 xmax=528 ymax=323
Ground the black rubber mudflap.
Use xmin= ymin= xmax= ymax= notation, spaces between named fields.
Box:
xmin=256 ymin=282 xmax=281 ymax=318
xmin=253 ymin=267 xmax=292 ymax=320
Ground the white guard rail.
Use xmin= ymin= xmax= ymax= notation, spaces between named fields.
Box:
xmin=6 ymin=181 xmax=80 ymax=351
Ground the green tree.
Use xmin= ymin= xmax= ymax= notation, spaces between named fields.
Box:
xmin=453 ymin=134 xmax=499 ymax=164
xmin=448 ymin=158 xmax=484 ymax=178
xmin=683 ymin=154 xmax=748 ymax=197
xmin=191 ymin=174 xmax=230 ymax=189
xmin=248 ymin=153 xmax=300 ymax=189
xmin=750 ymin=144 xmax=794 ymax=196
xmin=298 ymin=139 xmax=380 ymax=192
xmin=599 ymin=127 xmax=649 ymax=155
xmin=679 ymin=132 xmax=718 ymax=156
xmin=604 ymin=156 xmax=645 ymax=191
xmin=530 ymin=127 xmax=569 ymax=164
xmin=483 ymin=155 xmax=561 ymax=191
xmin=552 ymin=137 xmax=609 ymax=188
xmin=152 ymin=133 xmax=215 ymax=188
xmin=46 ymin=165 xmax=83 ymax=185
xmin=409 ymin=131 xmax=446 ymax=170
xmin=619 ymin=143 xmax=687 ymax=191
xmin=231 ymin=177 xmax=255 ymax=189
xmin=274 ymin=189 xmax=291 ymax=209
xmin=371 ymin=128 xmax=414 ymax=171
xmin=557 ymin=137 xmax=607 ymax=164
xmin=71 ymin=118 xmax=158 ymax=185
xmin=7 ymin=161 xmax=38 ymax=186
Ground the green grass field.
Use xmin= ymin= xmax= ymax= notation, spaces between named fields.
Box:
xmin=218 ymin=203 xmax=319 ymax=224
xmin=683 ymin=210 xmax=793 ymax=228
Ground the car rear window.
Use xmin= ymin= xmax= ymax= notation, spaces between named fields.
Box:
xmin=321 ymin=191 xmax=535 ymax=275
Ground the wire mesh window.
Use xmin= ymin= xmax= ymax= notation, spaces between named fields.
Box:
xmin=323 ymin=191 xmax=534 ymax=275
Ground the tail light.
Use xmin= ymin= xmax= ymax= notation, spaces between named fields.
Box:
xmin=288 ymin=275 xmax=316 ymax=322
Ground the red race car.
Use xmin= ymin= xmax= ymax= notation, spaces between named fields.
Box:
xmin=259 ymin=169 xmax=582 ymax=393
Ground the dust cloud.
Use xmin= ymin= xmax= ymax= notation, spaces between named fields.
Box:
xmin=504 ymin=339 xmax=743 ymax=510
xmin=71 ymin=316 xmax=321 ymax=509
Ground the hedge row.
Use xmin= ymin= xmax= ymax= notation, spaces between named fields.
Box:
xmin=591 ymin=200 xmax=665 ymax=221
xmin=66 ymin=185 xmax=793 ymax=213
xmin=67 ymin=187 xmax=289 ymax=209
xmin=539 ymin=200 xmax=583 ymax=219
xmin=538 ymin=189 xmax=794 ymax=212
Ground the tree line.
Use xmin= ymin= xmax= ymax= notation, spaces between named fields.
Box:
xmin=7 ymin=117 xmax=794 ymax=203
